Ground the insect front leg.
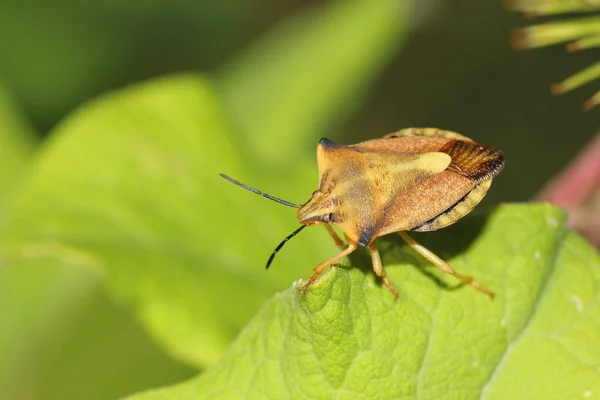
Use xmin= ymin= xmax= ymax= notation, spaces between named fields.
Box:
xmin=302 ymin=241 xmax=357 ymax=293
xmin=398 ymin=231 xmax=495 ymax=299
xmin=367 ymin=241 xmax=399 ymax=298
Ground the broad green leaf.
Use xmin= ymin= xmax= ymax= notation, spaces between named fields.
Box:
xmin=128 ymin=204 xmax=600 ymax=400
xmin=0 ymin=258 xmax=196 ymax=400
xmin=0 ymin=74 xmax=261 ymax=368
xmin=0 ymin=84 xmax=194 ymax=400
xmin=217 ymin=0 xmax=409 ymax=165
xmin=0 ymin=260 xmax=98 ymax=399
xmin=34 ymin=280 xmax=196 ymax=400
xmin=0 ymin=0 xmax=412 ymax=371
xmin=0 ymin=83 xmax=36 ymax=218
xmin=0 ymin=83 xmax=47 ymax=398
xmin=0 ymin=74 xmax=336 ymax=370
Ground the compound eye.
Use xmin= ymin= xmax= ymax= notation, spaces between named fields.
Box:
xmin=322 ymin=213 xmax=330 ymax=223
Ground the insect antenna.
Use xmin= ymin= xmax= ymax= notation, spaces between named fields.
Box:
xmin=220 ymin=173 xmax=301 ymax=208
xmin=266 ymin=225 xmax=306 ymax=269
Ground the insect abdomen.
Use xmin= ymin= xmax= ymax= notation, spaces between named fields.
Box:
xmin=411 ymin=180 xmax=492 ymax=232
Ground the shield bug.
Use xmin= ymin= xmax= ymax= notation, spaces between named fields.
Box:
xmin=221 ymin=127 xmax=504 ymax=298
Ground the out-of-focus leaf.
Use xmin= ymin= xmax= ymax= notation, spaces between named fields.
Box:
xmin=0 ymin=75 xmax=270 ymax=368
xmin=0 ymin=82 xmax=195 ymax=400
xmin=0 ymin=74 xmax=335 ymax=372
xmin=0 ymin=83 xmax=43 ymax=399
xmin=0 ymin=259 xmax=196 ymax=400
xmin=36 ymin=282 xmax=196 ymax=400
xmin=0 ymin=83 xmax=36 ymax=218
xmin=0 ymin=1 xmax=259 ymax=129
xmin=128 ymin=204 xmax=600 ymax=400
xmin=0 ymin=259 xmax=98 ymax=399
xmin=0 ymin=0 xmax=413 ymax=372
xmin=217 ymin=0 xmax=409 ymax=165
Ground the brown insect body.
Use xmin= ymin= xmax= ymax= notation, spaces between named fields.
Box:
xmin=222 ymin=127 xmax=504 ymax=299
xmin=299 ymin=128 xmax=503 ymax=243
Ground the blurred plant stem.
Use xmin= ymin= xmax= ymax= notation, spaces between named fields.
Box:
xmin=536 ymin=131 xmax=600 ymax=247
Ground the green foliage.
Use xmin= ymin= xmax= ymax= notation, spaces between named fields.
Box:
xmin=2 ymin=0 xmax=599 ymax=399
xmin=128 ymin=204 xmax=600 ymax=399
xmin=0 ymin=90 xmax=195 ymax=397
xmin=1 ymin=75 xmax=276 ymax=369
xmin=0 ymin=0 xmax=409 ymax=397
xmin=508 ymin=1 xmax=600 ymax=109
xmin=0 ymin=84 xmax=36 ymax=218
xmin=217 ymin=0 xmax=407 ymax=164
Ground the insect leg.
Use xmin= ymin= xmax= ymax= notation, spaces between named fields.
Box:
xmin=367 ymin=241 xmax=399 ymax=298
xmin=323 ymin=224 xmax=345 ymax=249
xmin=398 ymin=231 xmax=495 ymax=299
xmin=302 ymin=242 xmax=357 ymax=293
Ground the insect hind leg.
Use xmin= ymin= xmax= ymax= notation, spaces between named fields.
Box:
xmin=398 ymin=231 xmax=494 ymax=299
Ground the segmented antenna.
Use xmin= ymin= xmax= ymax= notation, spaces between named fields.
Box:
xmin=220 ymin=174 xmax=301 ymax=208
xmin=266 ymin=225 xmax=306 ymax=269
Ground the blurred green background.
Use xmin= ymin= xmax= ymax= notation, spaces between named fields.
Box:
xmin=1 ymin=0 xmax=597 ymax=399
xmin=1 ymin=0 xmax=598 ymax=200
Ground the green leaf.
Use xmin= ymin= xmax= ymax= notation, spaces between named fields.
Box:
xmin=0 ymin=259 xmax=98 ymax=399
xmin=0 ymin=74 xmax=265 ymax=368
xmin=34 ymin=280 xmax=196 ymax=400
xmin=0 ymin=257 xmax=196 ymax=400
xmin=0 ymin=74 xmax=340 ymax=371
xmin=0 ymin=83 xmax=36 ymax=218
xmin=0 ymin=83 xmax=195 ymax=400
xmin=0 ymin=72 xmax=341 ymax=375
xmin=0 ymin=84 xmax=46 ymax=398
xmin=127 ymin=203 xmax=600 ymax=400
xmin=217 ymin=0 xmax=409 ymax=165
xmin=0 ymin=0 xmax=411 ymax=372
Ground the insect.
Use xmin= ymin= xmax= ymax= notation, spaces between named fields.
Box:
xmin=221 ymin=127 xmax=504 ymax=298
